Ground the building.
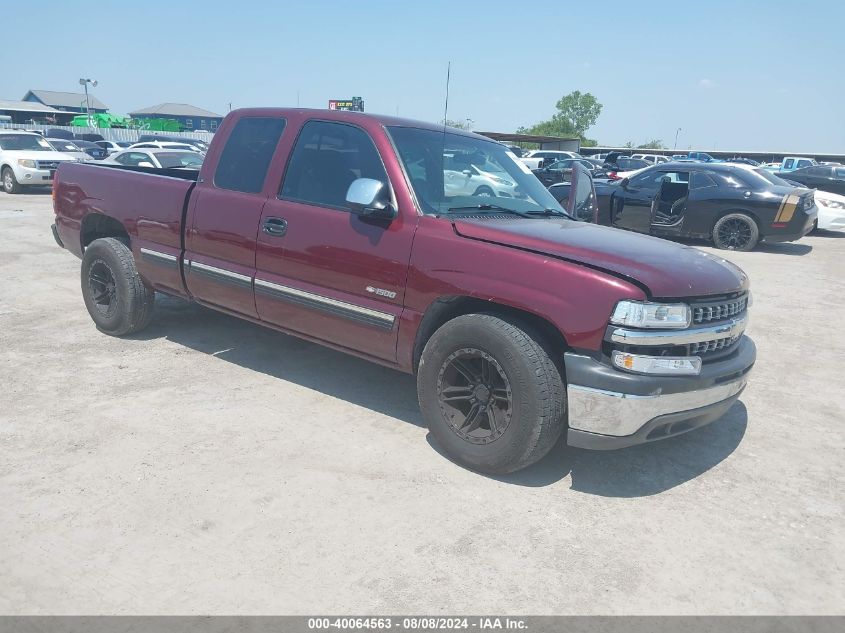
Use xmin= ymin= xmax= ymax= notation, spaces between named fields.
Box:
xmin=22 ymin=90 xmax=109 ymax=124
xmin=0 ymin=99 xmax=63 ymax=125
xmin=128 ymin=103 xmax=223 ymax=132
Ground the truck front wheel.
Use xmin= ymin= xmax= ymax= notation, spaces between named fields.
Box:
xmin=417 ymin=314 xmax=565 ymax=474
xmin=81 ymin=238 xmax=154 ymax=336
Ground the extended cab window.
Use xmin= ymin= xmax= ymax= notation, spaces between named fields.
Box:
xmin=214 ymin=117 xmax=286 ymax=193
xmin=280 ymin=120 xmax=387 ymax=210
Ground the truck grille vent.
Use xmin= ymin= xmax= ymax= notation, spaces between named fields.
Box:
xmin=689 ymin=336 xmax=739 ymax=355
xmin=453 ymin=214 xmax=520 ymax=220
xmin=36 ymin=161 xmax=60 ymax=170
xmin=692 ymin=295 xmax=747 ymax=324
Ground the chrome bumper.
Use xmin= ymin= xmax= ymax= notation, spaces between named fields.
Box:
xmin=564 ymin=336 xmax=756 ymax=449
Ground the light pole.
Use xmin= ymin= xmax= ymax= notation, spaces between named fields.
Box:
xmin=674 ymin=127 xmax=682 ymax=150
xmin=466 ymin=117 xmax=474 ymax=131
xmin=79 ymin=78 xmax=97 ymax=118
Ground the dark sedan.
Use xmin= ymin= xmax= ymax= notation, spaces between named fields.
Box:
xmin=775 ymin=164 xmax=845 ymax=195
xmin=596 ymin=162 xmax=817 ymax=250
xmin=532 ymin=158 xmax=608 ymax=186
xmin=69 ymin=139 xmax=108 ymax=160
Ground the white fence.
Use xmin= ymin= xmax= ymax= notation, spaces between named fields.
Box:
xmin=0 ymin=122 xmax=214 ymax=143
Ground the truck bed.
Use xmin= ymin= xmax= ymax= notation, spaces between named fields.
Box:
xmin=53 ymin=162 xmax=195 ymax=298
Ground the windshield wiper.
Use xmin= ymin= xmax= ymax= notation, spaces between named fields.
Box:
xmin=446 ymin=204 xmax=573 ymax=219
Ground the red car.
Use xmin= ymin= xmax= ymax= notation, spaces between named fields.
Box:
xmin=52 ymin=108 xmax=755 ymax=474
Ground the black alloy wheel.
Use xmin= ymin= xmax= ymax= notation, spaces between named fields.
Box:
xmin=437 ymin=348 xmax=513 ymax=445
xmin=87 ymin=259 xmax=119 ymax=318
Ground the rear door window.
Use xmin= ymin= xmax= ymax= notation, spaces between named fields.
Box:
xmin=783 ymin=159 xmax=795 ymax=170
xmin=214 ymin=116 xmax=286 ymax=193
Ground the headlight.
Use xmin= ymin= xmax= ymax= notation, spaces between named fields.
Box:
xmin=17 ymin=159 xmax=37 ymax=168
xmin=610 ymin=300 xmax=691 ymax=329
xmin=491 ymin=176 xmax=513 ymax=186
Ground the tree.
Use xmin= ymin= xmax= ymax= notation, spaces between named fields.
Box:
xmin=637 ymin=139 xmax=665 ymax=149
xmin=442 ymin=119 xmax=472 ymax=130
xmin=517 ymin=91 xmax=603 ymax=142
xmin=554 ymin=91 xmax=603 ymax=138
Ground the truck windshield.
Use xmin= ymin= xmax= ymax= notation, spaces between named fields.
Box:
xmin=387 ymin=126 xmax=565 ymax=215
xmin=0 ymin=134 xmax=54 ymax=151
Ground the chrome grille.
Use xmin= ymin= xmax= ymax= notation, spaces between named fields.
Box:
xmin=36 ymin=160 xmax=60 ymax=170
xmin=692 ymin=295 xmax=747 ymax=324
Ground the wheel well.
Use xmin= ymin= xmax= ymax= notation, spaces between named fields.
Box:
xmin=81 ymin=213 xmax=129 ymax=250
xmin=412 ymin=296 xmax=569 ymax=373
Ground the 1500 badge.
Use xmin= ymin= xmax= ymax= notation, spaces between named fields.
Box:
xmin=366 ymin=286 xmax=397 ymax=299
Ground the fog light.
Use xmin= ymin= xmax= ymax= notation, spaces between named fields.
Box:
xmin=612 ymin=351 xmax=702 ymax=376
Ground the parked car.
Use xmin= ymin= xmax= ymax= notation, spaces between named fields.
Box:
xmin=724 ymin=157 xmax=760 ymax=166
xmin=765 ymin=156 xmax=817 ymax=173
xmin=687 ymin=152 xmax=719 ymax=162
xmin=74 ymin=133 xmax=106 ymax=143
xmin=45 ymin=128 xmax=75 ymax=140
xmin=443 ymin=152 xmax=522 ymax=198
xmin=631 ymin=153 xmax=670 ymax=165
xmin=128 ymin=141 xmax=203 ymax=154
xmin=503 ymin=144 xmax=524 ymax=157
xmin=137 ymin=134 xmax=210 ymax=153
xmin=604 ymin=157 xmax=650 ymax=180
xmin=69 ymin=139 xmax=108 ymax=160
xmin=532 ymin=158 xmax=608 ymax=186
xmin=520 ymin=150 xmax=581 ymax=170
xmin=103 ymin=149 xmax=204 ymax=170
xmin=95 ymin=140 xmax=133 ymax=155
xmin=775 ymin=164 xmax=845 ymax=195
xmin=52 ymin=108 xmax=756 ymax=474
xmin=0 ymin=131 xmax=77 ymax=193
xmin=812 ymin=189 xmax=845 ymax=232
xmin=45 ymin=139 xmax=93 ymax=162
xmin=597 ymin=162 xmax=816 ymax=250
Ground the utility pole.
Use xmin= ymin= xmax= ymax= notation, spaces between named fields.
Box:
xmin=674 ymin=127 xmax=682 ymax=150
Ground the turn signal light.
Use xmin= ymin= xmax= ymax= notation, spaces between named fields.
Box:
xmin=612 ymin=351 xmax=702 ymax=376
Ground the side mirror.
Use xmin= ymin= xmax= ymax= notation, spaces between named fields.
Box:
xmin=620 ymin=178 xmax=629 ymax=188
xmin=345 ymin=178 xmax=397 ymax=220
xmin=138 ymin=161 xmax=155 ymax=168
xmin=462 ymin=169 xmax=473 ymax=177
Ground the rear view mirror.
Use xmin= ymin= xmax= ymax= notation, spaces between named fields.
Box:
xmin=346 ymin=178 xmax=397 ymax=220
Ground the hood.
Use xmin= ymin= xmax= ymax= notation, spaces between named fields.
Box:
xmin=2 ymin=150 xmax=77 ymax=162
xmin=452 ymin=217 xmax=749 ymax=298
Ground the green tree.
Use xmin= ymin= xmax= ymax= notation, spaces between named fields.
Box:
xmin=442 ymin=119 xmax=472 ymax=130
xmin=554 ymin=91 xmax=603 ymax=138
xmin=517 ymin=91 xmax=603 ymax=143
xmin=637 ymin=139 xmax=665 ymax=149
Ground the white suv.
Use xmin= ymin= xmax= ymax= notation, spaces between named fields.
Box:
xmin=0 ymin=131 xmax=78 ymax=194
xmin=631 ymin=153 xmax=670 ymax=165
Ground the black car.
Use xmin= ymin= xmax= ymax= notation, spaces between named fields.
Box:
xmin=69 ymin=139 xmax=108 ymax=160
xmin=597 ymin=162 xmax=817 ymax=250
xmin=724 ymin=157 xmax=760 ymax=166
xmin=775 ymin=165 xmax=845 ymax=196
xmin=532 ymin=158 xmax=609 ymax=186
xmin=603 ymin=157 xmax=650 ymax=176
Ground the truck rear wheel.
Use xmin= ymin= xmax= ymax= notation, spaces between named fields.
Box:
xmin=417 ymin=314 xmax=565 ymax=474
xmin=81 ymin=238 xmax=154 ymax=336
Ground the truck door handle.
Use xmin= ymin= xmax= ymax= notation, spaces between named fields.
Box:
xmin=263 ymin=217 xmax=287 ymax=237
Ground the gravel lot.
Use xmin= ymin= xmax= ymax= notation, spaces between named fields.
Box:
xmin=1 ymin=191 xmax=843 ymax=615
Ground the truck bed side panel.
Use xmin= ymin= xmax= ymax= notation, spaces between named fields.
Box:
xmin=54 ymin=162 xmax=194 ymax=297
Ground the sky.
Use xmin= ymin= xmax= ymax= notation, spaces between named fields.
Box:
xmin=5 ymin=0 xmax=844 ymax=152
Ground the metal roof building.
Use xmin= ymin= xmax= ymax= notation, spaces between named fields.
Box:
xmin=0 ymin=99 xmax=63 ymax=124
xmin=23 ymin=89 xmax=109 ymax=114
xmin=128 ymin=102 xmax=224 ymax=131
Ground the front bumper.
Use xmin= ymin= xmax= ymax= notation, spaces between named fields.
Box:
xmin=14 ymin=165 xmax=54 ymax=186
xmin=817 ymin=207 xmax=845 ymax=231
xmin=565 ymin=336 xmax=755 ymax=449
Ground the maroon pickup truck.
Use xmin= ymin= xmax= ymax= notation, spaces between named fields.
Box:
xmin=52 ymin=108 xmax=755 ymax=474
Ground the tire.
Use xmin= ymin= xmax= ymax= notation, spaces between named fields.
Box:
xmin=81 ymin=237 xmax=155 ymax=336
xmin=473 ymin=185 xmax=495 ymax=197
xmin=712 ymin=213 xmax=759 ymax=251
xmin=417 ymin=314 xmax=565 ymax=474
xmin=2 ymin=167 xmax=21 ymax=194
